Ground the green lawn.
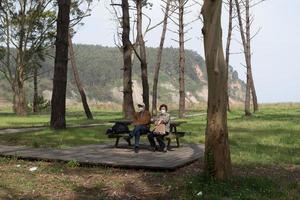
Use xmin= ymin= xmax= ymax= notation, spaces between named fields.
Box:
xmin=0 ymin=104 xmax=299 ymax=199
xmin=0 ymin=109 xmax=122 ymax=129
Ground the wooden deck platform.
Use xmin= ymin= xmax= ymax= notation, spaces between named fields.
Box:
xmin=0 ymin=143 xmax=204 ymax=170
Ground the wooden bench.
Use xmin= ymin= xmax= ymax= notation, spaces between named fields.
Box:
xmin=165 ymin=131 xmax=186 ymax=148
xmin=108 ymin=132 xmax=131 ymax=147
xmin=107 ymin=120 xmax=187 ymax=148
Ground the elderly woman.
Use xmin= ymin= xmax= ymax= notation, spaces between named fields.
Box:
xmin=147 ymin=104 xmax=170 ymax=152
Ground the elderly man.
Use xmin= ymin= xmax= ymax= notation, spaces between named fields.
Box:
xmin=126 ymin=103 xmax=151 ymax=153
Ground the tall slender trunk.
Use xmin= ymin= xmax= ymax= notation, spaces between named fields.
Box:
xmin=235 ymin=0 xmax=251 ymax=116
xmin=13 ymin=74 xmax=27 ymax=116
xmin=14 ymin=47 xmax=27 ymax=116
xmin=225 ymin=0 xmax=233 ymax=112
xmin=152 ymin=0 xmax=170 ymax=116
xmin=50 ymin=0 xmax=71 ymax=129
xmin=122 ymin=0 xmax=135 ymax=119
xmin=202 ymin=0 xmax=232 ymax=180
xmin=33 ymin=67 xmax=38 ymax=113
xmin=245 ymin=68 xmax=251 ymax=116
xmin=14 ymin=63 xmax=27 ymax=116
xmin=68 ymin=33 xmax=93 ymax=120
xmin=4 ymin=5 xmax=13 ymax=112
xmin=178 ymin=0 xmax=185 ymax=118
xmin=250 ymin=70 xmax=258 ymax=112
xmin=13 ymin=3 xmax=27 ymax=116
xmin=136 ymin=0 xmax=149 ymax=111
xmin=245 ymin=0 xmax=258 ymax=112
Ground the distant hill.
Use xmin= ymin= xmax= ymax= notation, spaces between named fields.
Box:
xmin=0 ymin=44 xmax=245 ymax=106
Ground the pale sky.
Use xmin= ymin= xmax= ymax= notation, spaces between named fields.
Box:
xmin=73 ymin=0 xmax=300 ymax=103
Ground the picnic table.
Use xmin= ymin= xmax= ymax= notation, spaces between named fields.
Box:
xmin=107 ymin=119 xmax=187 ymax=148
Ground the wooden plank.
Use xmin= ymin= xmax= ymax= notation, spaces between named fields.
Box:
xmin=0 ymin=144 xmax=204 ymax=170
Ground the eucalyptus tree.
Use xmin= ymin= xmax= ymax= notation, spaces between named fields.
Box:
xmin=0 ymin=0 xmax=56 ymax=116
xmin=202 ymin=0 xmax=232 ymax=180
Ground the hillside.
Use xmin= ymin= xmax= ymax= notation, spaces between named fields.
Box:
xmin=0 ymin=44 xmax=246 ymax=106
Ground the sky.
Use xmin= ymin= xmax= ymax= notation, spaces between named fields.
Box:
xmin=73 ymin=0 xmax=300 ymax=103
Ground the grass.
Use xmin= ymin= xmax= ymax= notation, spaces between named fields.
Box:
xmin=0 ymin=109 xmax=122 ymax=129
xmin=179 ymin=173 xmax=292 ymax=200
xmin=0 ymin=104 xmax=299 ymax=199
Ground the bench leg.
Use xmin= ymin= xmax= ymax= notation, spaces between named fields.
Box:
xmin=115 ymin=137 xmax=120 ymax=148
xmin=128 ymin=139 xmax=132 ymax=146
xmin=176 ymin=137 xmax=180 ymax=147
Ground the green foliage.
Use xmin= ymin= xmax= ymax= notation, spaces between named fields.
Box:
xmin=67 ymin=159 xmax=80 ymax=168
xmin=27 ymin=44 xmax=243 ymax=103
xmin=29 ymin=95 xmax=50 ymax=112
xmin=32 ymin=140 xmax=40 ymax=148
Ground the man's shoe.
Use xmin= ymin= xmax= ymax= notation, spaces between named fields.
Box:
xmin=158 ymin=146 xmax=167 ymax=153
xmin=134 ymin=147 xmax=139 ymax=153
xmin=149 ymin=146 xmax=156 ymax=152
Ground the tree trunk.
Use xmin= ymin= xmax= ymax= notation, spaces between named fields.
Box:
xmin=201 ymin=0 xmax=232 ymax=180
xmin=250 ymin=70 xmax=258 ymax=112
xmin=4 ymin=6 xmax=14 ymax=113
xmin=225 ymin=0 xmax=233 ymax=112
xmin=50 ymin=0 xmax=71 ymax=129
xmin=122 ymin=0 xmax=135 ymax=119
xmin=152 ymin=0 xmax=170 ymax=116
xmin=235 ymin=0 xmax=251 ymax=116
xmin=136 ymin=0 xmax=149 ymax=111
xmin=13 ymin=78 xmax=27 ymax=116
xmin=33 ymin=67 xmax=38 ymax=113
xmin=245 ymin=68 xmax=252 ymax=116
xmin=13 ymin=5 xmax=27 ymax=116
xmin=178 ymin=0 xmax=185 ymax=118
xmin=245 ymin=0 xmax=258 ymax=112
xmin=235 ymin=0 xmax=258 ymax=115
xmin=68 ymin=33 xmax=93 ymax=120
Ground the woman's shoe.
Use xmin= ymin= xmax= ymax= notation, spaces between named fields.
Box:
xmin=149 ymin=146 xmax=156 ymax=152
xmin=158 ymin=146 xmax=167 ymax=153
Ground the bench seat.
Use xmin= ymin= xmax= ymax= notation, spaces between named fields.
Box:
xmin=108 ymin=131 xmax=186 ymax=148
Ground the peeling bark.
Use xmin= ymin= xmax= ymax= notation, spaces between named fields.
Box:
xmin=202 ymin=0 xmax=232 ymax=180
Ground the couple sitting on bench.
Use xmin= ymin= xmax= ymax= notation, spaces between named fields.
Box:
xmin=126 ymin=103 xmax=170 ymax=153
